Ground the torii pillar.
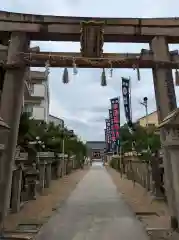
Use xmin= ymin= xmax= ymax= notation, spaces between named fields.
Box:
xmin=150 ymin=36 xmax=178 ymax=229
xmin=0 ymin=32 xmax=29 ymax=228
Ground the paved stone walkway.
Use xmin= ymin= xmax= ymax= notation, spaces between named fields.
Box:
xmin=36 ymin=165 xmax=149 ymax=240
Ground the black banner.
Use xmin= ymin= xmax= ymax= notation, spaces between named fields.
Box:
xmin=122 ymin=77 xmax=133 ymax=130
xmin=104 ymin=128 xmax=108 ymax=152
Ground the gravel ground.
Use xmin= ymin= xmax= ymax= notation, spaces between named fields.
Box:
xmin=106 ymin=166 xmax=170 ymax=229
xmin=106 ymin=167 xmax=179 ymax=239
xmin=3 ymin=168 xmax=89 ymax=232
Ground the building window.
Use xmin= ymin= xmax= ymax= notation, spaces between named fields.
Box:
xmin=148 ymin=123 xmax=155 ymax=127
xmin=30 ymin=84 xmax=34 ymax=94
xmin=24 ymin=105 xmax=33 ymax=117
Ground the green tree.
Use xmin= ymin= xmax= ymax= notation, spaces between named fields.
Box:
xmin=18 ymin=112 xmax=33 ymax=147
xmin=18 ymin=114 xmax=87 ymax=157
xmin=120 ymin=124 xmax=161 ymax=156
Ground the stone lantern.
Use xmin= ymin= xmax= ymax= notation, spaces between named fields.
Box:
xmin=158 ymin=108 xmax=179 ymax=227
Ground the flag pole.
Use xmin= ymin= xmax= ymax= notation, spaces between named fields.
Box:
xmin=129 ymin=77 xmax=135 ymax=185
xmin=129 ymin=76 xmax=132 ymax=122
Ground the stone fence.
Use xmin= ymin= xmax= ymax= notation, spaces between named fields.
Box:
xmin=9 ymin=148 xmax=81 ymax=214
xmin=124 ymin=154 xmax=165 ymax=198
xmin=111 ymin=153 xmax=165 ymax=198
xmin=124 ymin=156 xmax=152 ymax=190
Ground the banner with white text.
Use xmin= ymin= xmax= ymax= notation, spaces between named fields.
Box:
xmin=110 ymin=97 xmax=120 ymax=147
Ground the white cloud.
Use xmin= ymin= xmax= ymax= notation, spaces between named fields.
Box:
xmin=1 ymin=0 xmax=179 ymax=140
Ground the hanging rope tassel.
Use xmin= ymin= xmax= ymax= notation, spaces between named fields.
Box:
xmin=62 ymin=67 xmax=69 ymax=84
xmin=45 ymin=60 xmax=50 ymax=78
xmin=101 ymin=68 xmax=107 ymax=86
xmin=72 ymin=58 xmax=78 ymax=75
xmin=175 ymin=69 xmax=179 ymax=86
xmin=132 ymin=64 xmax=141 ymax=81
xmin=109 ymin=61 xmax=113 ymax=78
xmin=136 ymin=65 xmax=141 ymax=81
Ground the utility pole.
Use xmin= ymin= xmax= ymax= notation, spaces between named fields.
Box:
xmin=140 ymin=97 xmax=151 ymax=191
xmin=140 ymin=97 xmax=149 ymax=128
xmin=62 ymin=135 xmax=65 ymax=174
xmin=140 ymin=97 xmax=150 ymax=150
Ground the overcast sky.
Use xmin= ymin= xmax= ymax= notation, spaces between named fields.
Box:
xmin=1 ymin=0 xmax=179 ymax=141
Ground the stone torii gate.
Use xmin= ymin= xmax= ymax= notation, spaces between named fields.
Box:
xmin=0 ymin=11 xmax=179 ymax=228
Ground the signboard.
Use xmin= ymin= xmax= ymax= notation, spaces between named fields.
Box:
xmin=57 ymin=153 xmax=64 ymax=158
xmin=57 ymin=153 xmax=68 ymax=158
xmin=37 ymin=152 xmax=55 ymax=158
xmin=19 ymin=152 xmax=28 ymax=161
xmin=92 ymin=150 xmax=101 ymax=159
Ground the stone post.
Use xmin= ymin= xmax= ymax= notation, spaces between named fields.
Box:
xmin=150 ymin=36 xmax=178 ymax=229
xmin=151 ymin=152 xmax=164 ymax=199
xmin=146 ymin=163 xmax=151 ymax=191
xmin=158 ymin=112 xmax=179 ymax=226
xmin=72 ymin=156 xmax=76 ymax=169
xmin=56 ymin=160 xmax=61 ymax=178
xmin=166 ymin=134 xmax=179 ymax=223
xmin=39 ymin=162 xmax=46 ymax=193
xmin=44 ymin=163 xmax=52 ymax=188
xmin=56 ymin=154 xmax=63 ymax=177
xmin=25 ymin=163 xmax=38 ymax=201
xmin=26 ymin=176 xmax=37 ymax=200
xmin=0 ymin=32 xmax=29 ymax=226
xmin=61 ymin=157 xmax=65 ymax=177
xmin=64 ymin=155 xmax=68 ymax=175
xmin=11 ymin=166 xmax=22 ymax=213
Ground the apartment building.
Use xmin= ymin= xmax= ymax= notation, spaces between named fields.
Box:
xmin=23 ymin=70 xmax=50 ymax=122
xmin=0 ymin=44 xmax=50 ymax=122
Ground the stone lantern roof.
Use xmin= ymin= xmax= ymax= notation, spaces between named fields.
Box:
xmin=158 ymin=108 xmax=179 ymax=129
xmin=0 ymin=116 xmax=10 ymax=130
